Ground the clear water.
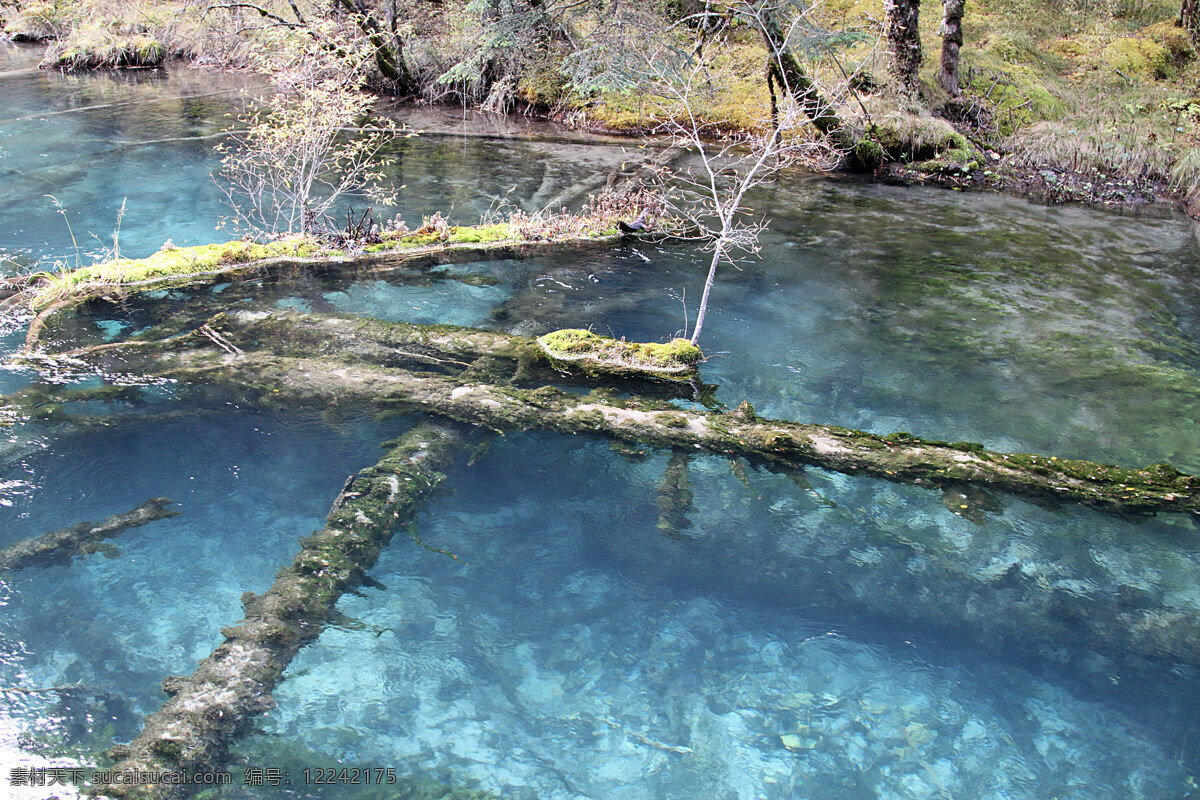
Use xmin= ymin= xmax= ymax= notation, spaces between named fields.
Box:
xmin=3 ymin=40 xmax=1200 ymax=799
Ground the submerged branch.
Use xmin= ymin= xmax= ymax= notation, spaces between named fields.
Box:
xmin=102 ymin=420 xmax=469 ymax=798
xmin=46 ymin=311 xmax=1200 ymax=518
xmin=0 ymin=498 xmax=179 ymax=571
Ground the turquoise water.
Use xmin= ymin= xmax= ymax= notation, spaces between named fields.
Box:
xmin=3 ymin=41 xmax=1200 ymax=799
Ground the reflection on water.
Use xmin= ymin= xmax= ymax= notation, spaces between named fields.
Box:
xmin=2 ymin=39 xmax=1200 ymax=800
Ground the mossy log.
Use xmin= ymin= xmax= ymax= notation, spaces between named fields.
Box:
xmin=52 ymin=310 xmax=710 ymax=401
xmin=43 ymin=311 xmax=1200 ymax=518
xmin=15 ymin=231 xmax=623 ymax=353
xmin=0 ymin=498 xmax=178 ymax=571
xmin=100 ymin=420 xmax=468 ymax=799
xmin=537 ymin=328 xmax=703 ymax=377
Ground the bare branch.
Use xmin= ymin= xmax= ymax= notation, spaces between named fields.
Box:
xmin=203 ymin=2 xmax=303 ymax=29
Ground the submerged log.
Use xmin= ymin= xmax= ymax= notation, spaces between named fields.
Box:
xmin=656 ymin=451 xmax=695 ymax=536
xmin=102 ymin=420 xmax=468 ymax=799
xmin=33 ymin=310 xmax=1200 ymax=518
xmin=0 ymin=499 xmax=178 ymax=571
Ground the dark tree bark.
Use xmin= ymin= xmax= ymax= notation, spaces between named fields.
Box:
xmin=939 ymin=0 xmax=964 ymax=96
xmin=751 ymin=1 xmax=855 ymax=150
xmin=336 ymin=0 xmax=417 ymax=93
xmin=885 ymin=0 xmax=923 ymax=90
xmin=1184 ymin=0 xmax=1200 ymax=48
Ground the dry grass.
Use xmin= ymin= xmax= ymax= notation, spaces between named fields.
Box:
xmin=1012 ymin=120 xmax=1175 ymax=180
xmin=5 ymin=0 xmax=293 ymax=69
xmin=1170 ymin=148 xmax=1200 ymax=209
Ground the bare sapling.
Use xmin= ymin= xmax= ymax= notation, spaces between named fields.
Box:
xmin=215 ymin=20 xmax=400 ymax=237
xmin=642 ymin=35 xmax=823 ymax=346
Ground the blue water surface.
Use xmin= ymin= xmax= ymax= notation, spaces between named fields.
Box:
xmin=3 ymin=39 xmax=1200 ymax=800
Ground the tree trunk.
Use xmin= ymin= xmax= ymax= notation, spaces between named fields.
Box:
xmin=103 ymin=421 xmax=469 ymax=798
xmin=0 ymin=498 xmax=178 ymax=571
xmin=689 ymin=241 xmax=724 ymax=344
xmin=27 ymin=311 xmax=1200 ymax=517
xmin=939 ymin=0 xmax=964 ymax=96
xmin=337 ymin=0 xmax=417 ymax=93
xmin=885 ymin=0 xmax=923 ymax=90
xmin=1184 ymin=0 xmax=1200 ymax=48
xmin=751 ymin=0 xmax=855 ymax=150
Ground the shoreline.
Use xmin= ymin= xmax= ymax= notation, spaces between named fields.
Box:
xmin=1 ymin=38 xmax=1195 ymax=222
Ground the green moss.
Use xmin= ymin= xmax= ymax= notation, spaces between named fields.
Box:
xmin=911 ymin=145 xmax=984 ymax=175
xmin=445 ymin=224 xmax=515 ymax=244
xmin=538 ymin=329 xmax=704 ymax=375
xmin=1104 ymin=35 xmax=1173 ymax=79
xmin=30 ymin=236 xmax=315 ymax=309
xmin=853 ymin=139 xmax=885 ymax=170
xmin=575 ymin=42 xmax=772 ymax=134
xmin=869 ymin=116 xmax=982 ymax=165
xmin=25 ymin=220 xmax=617 ymax=309
xmin=1142 ymin=19 xmax=1197 ymax=63
xmin=964 ymin=60 xmax=1067 ymax=135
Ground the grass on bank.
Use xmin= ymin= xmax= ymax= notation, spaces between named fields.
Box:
xmin=2 ymin=0 xmax=209 ymax=68
xmin=826 ymin=0 xmax=1200 ymax=199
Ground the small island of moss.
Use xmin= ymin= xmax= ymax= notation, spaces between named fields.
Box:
xmin=537 ymin=329 xmax=703 ymax=377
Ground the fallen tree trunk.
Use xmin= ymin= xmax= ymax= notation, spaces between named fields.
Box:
xmin=0 ymin=498 xmax=178 ymax=571
xmin=41 ymin=311 xmax=1200 ymax=517
xmin=176 ymin=311 xmax=709 ymax=398
xmin=16 ymin=234 xmax=623 ymax=353
xmin=101 ymin=420 xmax=468 ymax=799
